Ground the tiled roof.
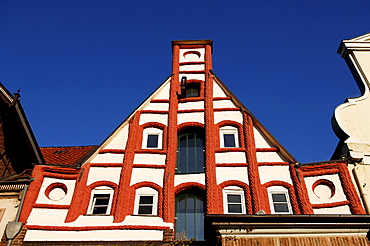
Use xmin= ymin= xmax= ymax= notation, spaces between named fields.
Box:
xmin=40 ymin=145 xmax=98 ymax=166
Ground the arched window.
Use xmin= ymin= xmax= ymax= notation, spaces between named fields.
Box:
xmin=177 ymin=127 xmax=205 ymax=173
xmin=222 ymin=186 xmax=246 ymax=214
xmin=175 ymin=192 xmax=205 ymax=241
xmin=219 ymin=126 xmax=239 ymax=148
xmin=142 ymin=127 xmax=163 ymax=149
xmin=134 ymin=187 xmax=158 ymax=215
xmin=88 ymin=186 xmax=114 ymax=215
xmin=267 ymin=186 xmax=292 ymax=214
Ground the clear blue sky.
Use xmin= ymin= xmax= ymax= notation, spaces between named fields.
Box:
xmin=1 ymin=1 xmax=369 ymax=163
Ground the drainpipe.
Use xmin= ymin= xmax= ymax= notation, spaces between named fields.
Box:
xmin=5 ymin=183 xmax=30 ymax=246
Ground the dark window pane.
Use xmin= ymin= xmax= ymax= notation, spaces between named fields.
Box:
xmin=93 ymin=206 xmax=108 ymax=214
xmin=185 ymin=85 xmax=200 ymax=98
xmin=94 ymin=195 xmax=110 ymax=205
xmin=224 ymin=134 xmax=236 ymax=147
xmin=177 ymin=130 xmax=205 ymax=174
xmin=227 ymin=194 xmax=241 ymax=203
xmin=139 ymin=196 xmax=153 ymax=204
xmin=274 ymin=203 xmax=289 ymax=213
xmin=138 ymin=205 xmax=153 ymax=214
xmin=228 ymin=204 xmax=242 ymax=213
xmin=176 ymin=194 xmax=204 ymax=241
xmin=147 ymin=135 xmax=159 ymax=148
xmin=272 ymin=194 xmax=287 ymax=202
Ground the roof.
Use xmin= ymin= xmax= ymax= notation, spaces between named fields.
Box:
xmin=0 ymin=83 xmax=44 ymax=175
xmin=40 ymin=145 xmax=98 ymax=166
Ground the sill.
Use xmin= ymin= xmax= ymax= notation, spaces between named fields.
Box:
xmin=131 ymin=214 xmax=158 ymax=217
xmin=85 ymin=214 xmax=112 ymax=216
xmin=175 ymin=172 xmax=205 ymax=175
xmin=216 ymin=148 xmax=244 ymax=153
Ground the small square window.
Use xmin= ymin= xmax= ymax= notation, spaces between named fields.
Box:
xmin=91 ymin=194 xmax=110 ymax=215
xmin=220 ymin=126 xmax=239 ymax=148
xmin=147 ymin=134 xmax=159 ymax=148
xmin=142 ymin=128 xmax=163 ymax=149
xmin=138 ymin=195 xmax=154 ymax=215
xmin=185 ymin=84 xmax=200 ymax=98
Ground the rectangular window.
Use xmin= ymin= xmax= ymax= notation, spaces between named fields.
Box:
xmin=146 ymin=134 xmax=159 ymax=148
xmin=227 ymin=194 xmax=242 ymax=213
xmin=223 ymin=134 xmax=236 ymax=148
xmin=272 ymin=193 xmax=289 ymax=213
xmin=138 ymin=195 xmax=154 ymax=215
xmin=91 ymin=194 xmax=111 ymax=214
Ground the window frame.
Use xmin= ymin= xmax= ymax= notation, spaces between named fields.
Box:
xmin=142 ymin=128 xmax=163 ymax=149
xmin=88 ymin=186 xmax=114 ymax=215
xmin=222 ymin=186 xmax=246 ymax=214
xmin=267 ymin=187 xmax=292 ymax=214
xmin=219 ymin=126 xmax=239 ymax=148
xmin=134 ymin=187 xmax=158 ymax=216
xmin=185 ymin=83 xmax=200 ymax=98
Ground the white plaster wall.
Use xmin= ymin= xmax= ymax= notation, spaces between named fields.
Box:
xmin=313 ymin=205 xmax=351 ymax=214
xmin=216 ymin=152 xmax=246 ymax=164
xmin=254 ymin=127 xmax=274 ymax=148
xmin=214 ymin=111 xmax=243 ymax=124
xmin=144 ymin=102 xmax=169 ymax=111
xmin=103 ymin=124 xmax=129 ymax=149
xmin=216 ymin=167 xmax=249 ymax=185
xmin=25 ymin=229 xmax=164 ymax=241
xmin=178 ymin=112 xmax=204 ymax=125
xmin=259 ymin=166 xmax=292 ymax=185
xmin=86 ymin=167 xmax=121 ymax=186
xmin=133 ymin=154 xmax=166 ymax=165
xmin=36 ymin=178 xmax=76 ymax=205
xmin=213 ymin=82 xmax=227 ymax=97
xmin=213 ymin=100 xmax=237 ymax=109
xmin=27 ymin=209 xmax=68 ymax=225
xmin=123 ymin=215 xmax=172 ymax=228
xmin=130 ymin=168 xmax=164 ymax=187
xmin=178 ymin=101 xmax=204 ymax=110
xmin=174 ymin=173 xmax=205 ymax=186
xmin=256 ymin=152 xmax=287 ymax=162
xmin=152 ymin=81 xmax=170 ymax=100
xmin=90 ymin=153 xmax=124 ymax=163
xmin=304 ymin=174 xmax=347 ymax=204
xmin=179 ymin=48 xmax=205 ymax=63
xmin=179 ymin=64 xmax=205 ymax=71
xmin=139 ymin=114 xmax=168 ymax=126
xmin=178 ymin=73 xmax=205 ymax=82
xmin=0 ymin=198 xmax=18 ymax=237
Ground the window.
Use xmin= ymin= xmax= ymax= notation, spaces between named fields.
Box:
xmin=177 ymin=127 xmax=205 ymax=173
xmin=175 ymin=193 xmax=204 ymax=241
xmin=220 ymin=126 xmax=239 ymax=148
xmin=134 ymin=187 xmax=158 ymax=215
xmin=268 ymin=187 xmax=291 ymax=214
xmin=88 ymin=186 xmax=114 ymax=215
xmin=223 ymin=186 xmax=245 ymax=214
xmin=138 ymin=195 xmax=154 ymax=214
xmin=185 ymin=84 xmax=200 ymax=98
xmin=142 ymin=128 xmax=163 ymax=149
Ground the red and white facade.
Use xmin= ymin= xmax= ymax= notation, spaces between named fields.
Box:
xmin=17 ymin=40 xmax=367 ymax=244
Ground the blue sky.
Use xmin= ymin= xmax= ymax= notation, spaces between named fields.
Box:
xmin=1 ymin=1 xmax=369 ymax=163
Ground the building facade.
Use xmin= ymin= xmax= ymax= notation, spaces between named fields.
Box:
xmin=6 ymin=38 xmax=370 ymax=245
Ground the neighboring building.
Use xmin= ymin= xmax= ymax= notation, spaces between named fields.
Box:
xmin=0 ymin=84 xmax=44 ymax=245
xmin=11 ymin=39 xmax=370 ymax=245
xmin=333 ymin=32 xmax=370 ymax=215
